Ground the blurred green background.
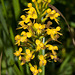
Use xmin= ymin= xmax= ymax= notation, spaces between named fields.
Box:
xmin=0 ymin=0 xmax=75 ymax=75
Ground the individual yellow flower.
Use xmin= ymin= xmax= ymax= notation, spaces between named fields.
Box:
xmin=20 ymin=31 xmax=32 ymax=43
xmin=39 ymin=55 xmax=47 ymax=66
xmin=36 ymin=40 xmax=44 ymax=51
xmin=27 ymin=7 xmax=37 ymax=19
xmin=34 ymin=23 xmax=45 ymax=34
xmin=50 ymin=54 xmax=57 ymax=62
xmin=17 ymin=15 xmax=30 ymax=30
xmin=46 ymin=45 xmax=58 ymax=55
xmin=46 ymin=45 xmax=58 ymax=50
xmin=25 ymin=49 xmax=35 ymax=62
xmin=14 ymin=47 xmax=25 ymax=61
xmin=27 ymin=32 xmax=32 ymax=38
xmin=30 ymin=65 xmax=42 ymax=75
xmin=20 ymin=15 xmax=30 ymax=23
xmin=20 ymin=31 xmax=27 ymax=42
xmin=46 ymin=26 xmax=62 ymax=40
xmin=15 ymin=35 xmax=21 ymax=46
xmin=46 ymin=9 xmax=60 ymax=23
xmin=14 ymin=47 xmax=22 ymax=56
xmin=18 ymin=21 xmax=28 ymax=30
xmin=15 ymin=31 xmax=32 ymax=45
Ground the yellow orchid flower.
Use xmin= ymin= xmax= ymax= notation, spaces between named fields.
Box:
xmin=25 ymin=49 xmax=35 ymax=62
xmin=30 ymin=65 xmax=42 ymax=75
xmin=39 ymin=55 xmax=47 ymax=66
xmin=36 ymin=40 xmax=44 ymax=51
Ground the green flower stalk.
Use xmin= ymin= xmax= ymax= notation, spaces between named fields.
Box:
xmin=14 ymin=0 xmax=62 ymax=75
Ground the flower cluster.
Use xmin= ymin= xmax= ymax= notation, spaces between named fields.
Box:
xmin=14 ymin=0 xmax=62 ymax=75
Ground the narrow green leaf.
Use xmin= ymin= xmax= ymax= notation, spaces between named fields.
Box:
xmin=0 ymin=38 xmax=3 ymax=49
xmin=5 ymin=47 xmax=14 ymax=75
xmin=1 ymin=60 xmax=7 ymax=75
xmin=13 ymin=69 xmax=17 ymax=75
xmin=1 ymin=0 xmax=7 ymax=19
xmin=9 ymin=26 xmax=15 ymax=44
xmin=59 ymin=52 xmax=73 ymax=72
xmin=13 ymin=64 xmax=22 ymax=75
xmin=26 ymin=64 xmax=31 ymax=75
xmin=0 ymin=8 xmax=9 ymax=35
xmin=12 ymin=0 xmax=20 ymax=20
xmin=17 ymin=59 xmax=24 ymax=75
xmin=0 ymin=52 xmax=2 ymax=75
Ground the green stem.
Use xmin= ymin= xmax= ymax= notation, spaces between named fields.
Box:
xmin=39 ymin=37 xmax=45 ymax=75
xmin=42 ymin=37 xmax=45 ymax=75
xmin=42 ymin=37 xmax=45 ymax=55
